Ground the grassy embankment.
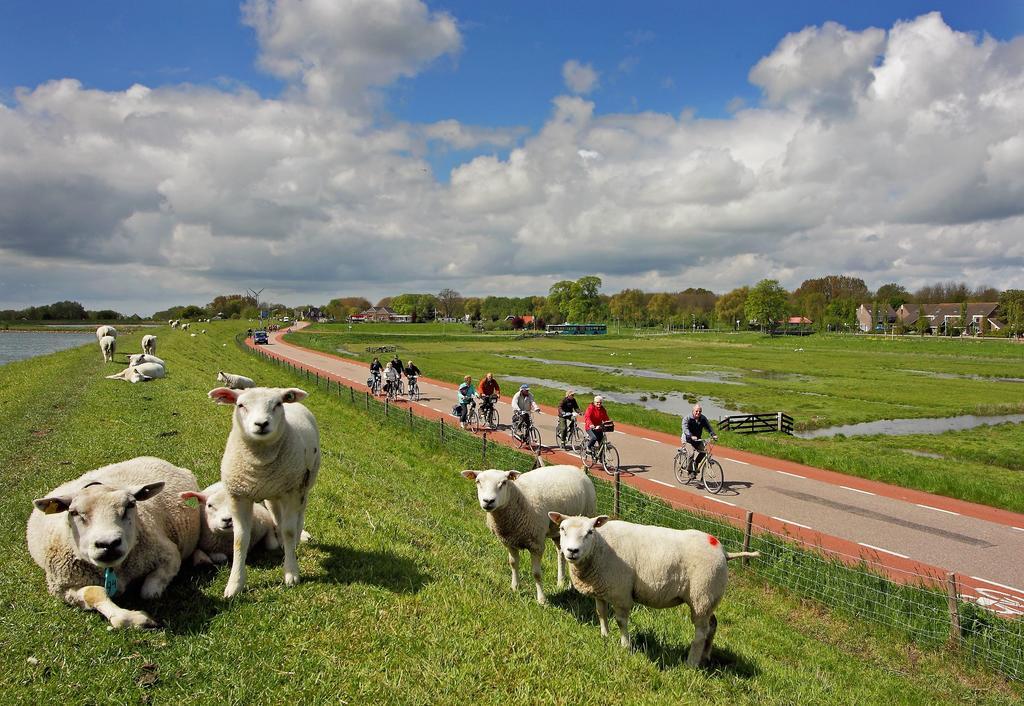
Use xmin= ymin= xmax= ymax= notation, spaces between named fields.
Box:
xmin=0 ymin=323 xmax=1020 ymax=703
xmin=289 ymin=324 xmax=1024 ymax=513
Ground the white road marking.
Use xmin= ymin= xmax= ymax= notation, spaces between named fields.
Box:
xmin=914 ymin=503 xmax=960 ymax=516
xmin=839 ymin=485 xmax=875 ymax=496
xmin=729 ymin=459 xmax=750 ymax=466
xmin=641 ymin=437 xmax=661 ymax=443
xmin=858 ymin=543 xmax=910 ymax=559
xmin=776 ymin=470 xmax=806 ymax=479
xmin=649 ymin=479 xmax=674 ymax=488
xmin=969 ymin=576 xmax=1024 ymax=595
xmin=1012 ymin=527 xmax=1024 ymax=533
xmin=706 ymin=497 xmax=736 ymax=507
xmin=772 ymin=516 xmax=812 ymax=530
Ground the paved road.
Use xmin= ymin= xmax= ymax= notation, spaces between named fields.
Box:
xmin=261 ymin=325 xmax=1024 ymax=616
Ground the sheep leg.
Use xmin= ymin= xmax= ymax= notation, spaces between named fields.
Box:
xmin=69 ymin=586 xmax=157 ymax=629
xmin=267 ymin=495 xmax=302 ymax=586
xmin=701 ymin=613 xmax=718 ymax=664
xmin=551 ymin=536 xmax=566 ymax=588
xmin=224 ymin=495 xmax=254 ymax=598
xmin=507 ymin=548 xmax=520 ymax=591
xmin=613 ymin=604 xmax=632 ymax=648
xmin=140 ymin=534 xmax=181 ymax=599
xmin=530 ymin=549 xmax=546 ymax=605
xmin=688 ymin=613 xmax=712 ymax=667
xmin=595 ymin=598 xmax=610 ymax=637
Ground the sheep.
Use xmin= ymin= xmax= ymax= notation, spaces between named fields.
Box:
xmin=99 ymin=335 xmax=116 ymax=363
xmin=26 ymin=456 xmax=200 ymax=629
xmin=461 ymin=465 xmax=595 ymax=605
xmin=216 ymin=371 xmax=256 ymax=390
xmin=208 ymin=386 xmax=320 ymax=598
xmin=128 ymin=353 xmax=165 ymax=367
xmin=106 ymin=362 xmax=165 ymax=383
xmin=95 ymin=325 xmax=118 ymax=341
xmin=548 ymin=513 xmax=760 ymax=667
xmin=180 ymin=482 xmax=279 ymax=564
xmin=170 ymin=320 xmax=179 ymax=329
xmin=180 ymin=323 xmax=190 ymax=331
xmin=142 ymin=334 xmax=157 ymax=356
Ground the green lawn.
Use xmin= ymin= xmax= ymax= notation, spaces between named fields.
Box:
xmin=1 ymin=323 xmax=1021 ymax=703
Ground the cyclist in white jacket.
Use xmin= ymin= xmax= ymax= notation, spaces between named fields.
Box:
xmin=511 ymin=384 xmax=541 ymax=435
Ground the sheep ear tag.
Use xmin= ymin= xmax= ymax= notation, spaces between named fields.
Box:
xmin=104 ymin=568 xmax=118 ymax=597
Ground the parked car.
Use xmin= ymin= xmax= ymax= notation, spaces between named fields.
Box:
xmin=253 ymin=330 xmax=269 ymax=345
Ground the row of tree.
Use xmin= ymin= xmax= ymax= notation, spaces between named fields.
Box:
xmin=0 ymin=301 xmax=125 ymax=322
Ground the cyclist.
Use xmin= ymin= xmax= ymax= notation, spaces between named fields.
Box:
xmin=404 ymin=360 xmax=421 ymax=379
xmin=584 ymin=395 xmax=611 ymax=451
xmin=369 ymin=357 xmax=383 ymax=393
xmin=457 ymin=376 xmax=476 ymax=428
xmin=556 ymin=389 xmax=580 ymax=445
xmin=383 ymin=360 xmax=400 ymax=396
xmin=682 ymin=403 xmax=718 ymax=479
xmin=478 ymin=372 xmax=501 ymax=399
xmin=390 ymin=354 xmax=404 ymax=380
xmin=510 ymin=384 xmax=541 ymax=436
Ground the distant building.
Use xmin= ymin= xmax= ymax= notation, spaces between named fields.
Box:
xmin=545 ymin=323 xmax=607 ymax=335
xmin=350 ymin=306 xmax=412 ymax=323
xmin=504 ymin=314 xmax=536 ymax=329
xmin=896 ymin=302 xmax=1003 ymax=334
xmin=787 ymin=316 xmax=813 ymax=325
xmin=856 ymin=304 xmax=897 ymax=332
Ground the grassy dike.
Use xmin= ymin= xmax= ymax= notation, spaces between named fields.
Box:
xmin=0 ymin=324 xmax=1020 ymax=704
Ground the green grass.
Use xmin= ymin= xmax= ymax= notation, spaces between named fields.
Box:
xmin=289 ymin=325 xmax=1024 ymax=513
xmin=0 ymin=324 xmax=1021 ymax=704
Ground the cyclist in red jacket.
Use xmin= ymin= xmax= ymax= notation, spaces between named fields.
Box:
xmin=583 ymin=395 xmax=611 ymax=451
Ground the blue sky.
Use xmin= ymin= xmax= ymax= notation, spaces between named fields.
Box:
xmin=1 ymin=1 xmax=1023 ymax=313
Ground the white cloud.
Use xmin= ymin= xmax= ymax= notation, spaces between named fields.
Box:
xmin=562 ymin=60 xmax=600 ymax=95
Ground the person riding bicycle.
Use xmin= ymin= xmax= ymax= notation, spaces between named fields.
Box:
xmin=404 ymin=360 xmax=421 ymax=379
xmin=368 ymin=357 xmax=383 ymax=392
xmin=383 ymin=360 xmax=400 ymax=396
xmin=583 ymin=395 xmax=611 ymax=451
xmin=556 ymin=389 xmax=581 ymax=445
xmin=457 ymin=375 xmax=476 ymax=428
xmin=510 ymin=384 xmax=540 ymax=436
xmin=682 ymin=403 xmax=718 ymax=478
xmin=390 ymin=354 xmax=404 ymax=379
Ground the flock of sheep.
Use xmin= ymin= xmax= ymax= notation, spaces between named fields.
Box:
xmin=26 ymin=323 xmax=755 ymax=668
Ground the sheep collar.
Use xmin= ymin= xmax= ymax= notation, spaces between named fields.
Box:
xmin=104 ymin=568 xmax=118 ymax=597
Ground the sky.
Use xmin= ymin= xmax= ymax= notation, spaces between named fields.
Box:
xmin=1 ymin=1 xmax=1023 ymax=315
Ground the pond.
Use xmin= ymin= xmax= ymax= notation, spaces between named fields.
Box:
xmin=0 ymin=331 xmax=95 ymax=366
xmin=501 ymin=355 xmax=742 ymax=385
xmin=795 ymin=413 xmax=1024 ymax=439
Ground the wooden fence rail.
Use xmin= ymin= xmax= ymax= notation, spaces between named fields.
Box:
xmin=719 ymin=412 xmax=793 ymax=435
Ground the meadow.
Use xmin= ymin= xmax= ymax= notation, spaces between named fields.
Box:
xmin=1 ymin=323 xmax=1021 ymax=703
xmin=289 ymin=324 xmax=1024 ymax=513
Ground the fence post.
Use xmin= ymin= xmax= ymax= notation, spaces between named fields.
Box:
xmin=482 ymin=433 xmax=487 ymax=465
xmin=946 ymin=573 xmax=961 ymax=647
xmin=365 ymin=390 xmax=369 ymax=411
xmin=316 ymin=371 xmax=319 ymax=387
xmin=409 ymin=407 xmax=414 ymax=432
xmin=742 ymin=511 xmax=754 ymax=566
xmin=350 ymin=386 xmax=355 ymax=403
xmin=385 ymin=397 xmax=389 ymax=417
xmin=777 ymin=411 xmax=783 ymax=432
xmin=613 ymin=470 xmax=621 ymax=518
xmin=440 ymin=418 xmax=445 ymax=444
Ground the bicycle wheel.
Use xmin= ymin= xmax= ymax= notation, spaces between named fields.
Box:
xmin=672 ymin=449 xmax=689 ymax=485
xmin=566 ymin=426 xmax=584 ymax=453
xmin=703 ymin=459 xmax=725 ymax=494
xmin=527 ymin=425 xmax=542 ymax=452
xmin=600 ymin=444 xmax=620 ymax=476
xmin=580 ymin=444 xmax=594 ymax=469
xmin=484 ymin=407 xmax=499 ymax=429
xmin=467 ymin=407 xmax=480 ymax=432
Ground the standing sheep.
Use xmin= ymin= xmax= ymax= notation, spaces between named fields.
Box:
xmin=26 ymin=457 xmax=200 ymax=629
xmin=99 ymin=335 xmax=116 ymax=363
xmin=208 ymin=386 xmax=320 ymax=598
xmin=461 ymin=465 xmax=595 ymax=604
xmin=180 ymin=482 xmax=279 ymax=564
xmin=216 ymin=371 xmax=256 ymax=389
xmin=548 ymin=514 xmax=759 ymax=667
xmin=142 ymin=334 xmax=157 ymax=356
xmin=95 ymin=325 xmax=118 ymax=341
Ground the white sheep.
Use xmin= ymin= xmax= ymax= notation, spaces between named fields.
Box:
xmin=106 ymin=362 xmax=165 ymax=383
xmin=180 ymin=482 xmax=279 ymax=564
xmin=180 ymin=323 xmax=190 ymax=331
xmin=216 ymin=371 xmax=256 ymax=389
xmin=128 ymin=353 xmax=165 ymax=367
xmin=26 ymin=456 xmax=200 ymax=629
xmin=461 ymin=465 xmax=595 ymax=604
xmin=95 ymin=325 xmax=118 ymax=341
xmin=170 ymin=320 xmax=179 ymax=329
xmin=142 ymin=334 xmax=157 ymax=356
xmin=209 ymin=386 xmax=321 ymax=597
xmin=99 ymin=335 xmax=116 ymax=362
xmin=548 ymin=514 xmax=759 ymax=667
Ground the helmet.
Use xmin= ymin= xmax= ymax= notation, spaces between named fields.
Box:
xmin=520 ymin=384 xmax=529 ymax=391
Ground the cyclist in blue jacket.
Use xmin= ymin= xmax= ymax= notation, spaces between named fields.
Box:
xmin=682 ymin=403 xmax=718 ymax=478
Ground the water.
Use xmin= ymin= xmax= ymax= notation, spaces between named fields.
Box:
xmin=501 ymin=355 xmax=742 ymax=385
xmin=901 ymin=369 xmax=1024 ymax=384
xmin=505 ymin=375 xmax=742 ymax=421
xmin=795 ymin=413 xmax=1024 ymax=439
xmin=0 ymin=331 xmax=96 ymax=366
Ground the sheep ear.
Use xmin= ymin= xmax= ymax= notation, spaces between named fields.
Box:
xmin=130 ymin=482 xmax=165 ymax=502
xmin=281 ymin=388 xmax=307 ymax=403
xmin=34 ymin=496 xmax=72 ymax=514
xmin=461 ymin=470 xmax=478 ymax=480
xmin=548 ymin=512 xmax=565 ymax=525
xmin=180 ymin=491 xmax=207 ymax=505
xmin=506 ymin=471 xmax=522 ymax=481
xmin=592 ymin=515 xmax=611 ymax=528
xmin=209 ymin=387 xmax=239 ymax=404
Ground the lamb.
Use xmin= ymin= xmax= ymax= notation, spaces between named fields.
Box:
xmin=106 ymin=362 xmax=165 ymax=383
xmin=142 ymin=334 xmax=157 ymax=356
xmin=180 ymin=482 xmax=279 ymax=564
xmin=461 ymin=465 xmax=595 ymax=604
xmin=95 ymin=325 xmax=118 ymax=341
xmin=129 ymin=353 xmax=165 ymax=367
xmin=548 ymin=513 xmax=759 ymax=667
xmin=99 ymin=335 xmax=116 ymax=362
xmin=216 ymin=371 xmax=256 ymax=389
xmin=26 ymin=456 xmax=200 ymax=629
xmin=209 ymin=386 xmax=320 ymax=597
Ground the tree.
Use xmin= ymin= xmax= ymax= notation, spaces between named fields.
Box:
xmin=874 ymin=283 xmax=910 ymax=309
xmin=715 ymin=287 xmax=749 ymax=329
xmin=647 ymin=293 xmax=675 ymax=327
xmin=792 ymin=275 xmax=869 ymax=304
xmin=462 ymin=297 xmax=482 ymax=321
xmin=609 ymin=289 xmax=646 ymax=327
xmin=548 ymin=276 xmax=605 ymax=322
xmin=436 ymin=288 xmax=462 ymax=319
xmin=744 ymin=280 xmax=788 ymax=332
xmin=324 ymin=297 xmax=371 ymax=321
xmin=916 ymin=305 xmax=928 ymax=336
xmin=823 ymin=298 xmax=857 ymax=331
xmin=1000 ymin=290 xmax=1024 ymax=336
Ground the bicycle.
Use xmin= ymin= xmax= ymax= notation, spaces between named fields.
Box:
xmin=672 ymin=439 xmax=724 ymax=493
xmin=479 ymin=394 xmax=500 ymax=429
xmin=395 ymin=377 xmax=405 ymax=396
xmin=384 ymin=377 xmax=400 ymax=403
xmin=367 ymin=370 xmax=382 ymax=396
xmin=407 ymin=375 xmax=421 ymax=402
xmin=556 ymin=412 xmax=584 ymax=452
xmin=462 ymin=397 xmax=480 ymax=431
xmin=580 ymin=421 xmax=619 ymax=475
xmin=511 ymin=410 xmax=542 ymax=451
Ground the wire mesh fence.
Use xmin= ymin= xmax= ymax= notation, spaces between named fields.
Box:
xmin=240 ymin=334 xmax=1024 ymax=682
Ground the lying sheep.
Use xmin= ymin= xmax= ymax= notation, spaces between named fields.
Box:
xmin=106 ymin=362 xmax=165 ymax=383
xmin=461 ymin=465 xmax=595 ymax=604
xmin=548 ymin=513 xmax=759 ymax=667
xmin=95 ymin=325 xmax=118 ymax=341
xmin=216 ymin=371 xmax=256 ymax=389
xmin=99 ymin=335 xmax=116 ymax=362
xmin=142 ymin=334 xmax=157 ymax=356
xmin=129 ymin=353 xmax=165 ymax=367
xmin=209 ymin=386 xmax=320 ymax=597
xmin=26 ymin=456 xmax=200 ymax=629
xmin=180 ymin=482 xmax=279 ymax=564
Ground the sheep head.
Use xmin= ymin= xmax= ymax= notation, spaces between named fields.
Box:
xmin=209 ymin=386 xmax=308 ymax=444
xmin=548 ymin=513 xmax=610 ymax=563
xmin=181 ymin=483 xmax=233 ymax=534
xmin=461 ymin=469 xmax=521 ymax=512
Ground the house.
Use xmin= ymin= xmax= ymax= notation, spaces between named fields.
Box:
xmin=856 ymin=304 xmax=897 ymax=332
xmin=896 ymin=302 xmax=1002 ymax=334
xmin=787 ymin=316 xmax=812 ymax=325
xmin=350 ymin=306 xmax=413 ymax=323
xmin=504 ymin=314 xmax=536 ymax=329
